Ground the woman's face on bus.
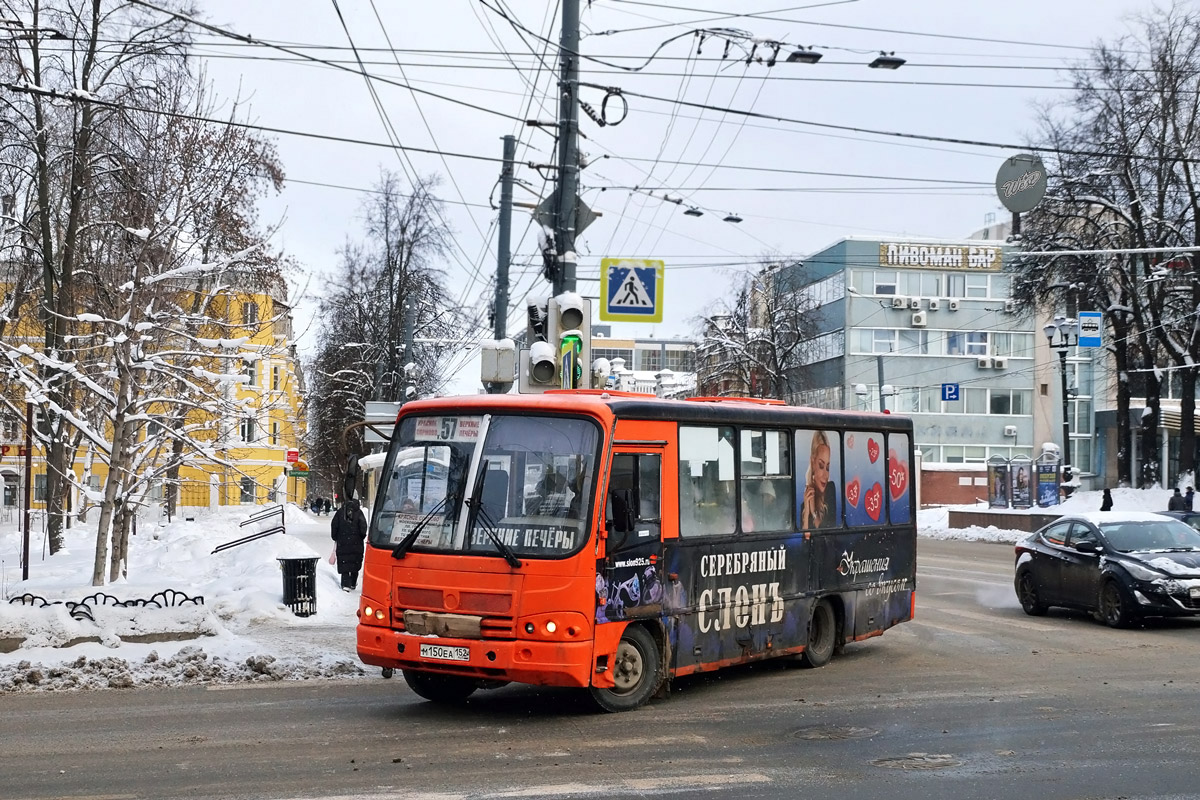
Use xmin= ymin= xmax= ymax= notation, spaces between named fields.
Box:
xmin=813 ymin=444 xmax=830 ymax=491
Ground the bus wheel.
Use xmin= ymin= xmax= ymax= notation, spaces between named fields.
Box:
xmin=800 ymin=599 xmax=836 ymax=669
xmin=402 ymin=670 xmax=477 ymax=703
xmin=589 ymin=625 xmax=660 ymax=712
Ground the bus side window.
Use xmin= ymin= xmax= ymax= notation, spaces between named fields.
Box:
xmin=679 ymin=426 xmax=736 ymax=537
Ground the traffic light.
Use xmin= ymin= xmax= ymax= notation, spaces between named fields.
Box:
xmin=518 ymin=294 xmax=592 ymax=393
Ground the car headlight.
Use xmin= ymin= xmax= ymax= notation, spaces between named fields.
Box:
xmin=1122 ymin=561 xmax=1163 ymax=582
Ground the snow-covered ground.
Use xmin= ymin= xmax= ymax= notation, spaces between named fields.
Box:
xmin=0 ymin=486 xmax=1178 ymax=693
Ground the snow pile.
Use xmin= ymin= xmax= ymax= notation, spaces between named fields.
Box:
xmin=0 ymin=504 xmax=367 ymax=693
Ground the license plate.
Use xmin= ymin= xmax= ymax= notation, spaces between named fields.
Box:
xmin=419 ymin=643 xmax=470 ymax=662
xmin=1190 ymin=588 xmax=1200 ymax=599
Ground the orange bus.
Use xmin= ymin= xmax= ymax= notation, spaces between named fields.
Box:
xmin=355 ymin=390 xmax=916 ymax=711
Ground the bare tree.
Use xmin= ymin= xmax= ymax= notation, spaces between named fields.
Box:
xmin=695 ymin=260 xmax=822 ymax=401
xmin=307 ymin=172 xmax=462 ymax=493
xmin=0 ymin=0 xmax=194 ymax=552
xmin=1012 ymin=2 xmax=1200 ymax=488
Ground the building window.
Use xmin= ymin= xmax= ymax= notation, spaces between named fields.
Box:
xmin=1 ymin=413 xmax=19 ymax=440
xmin=245 ymin=360 xmax=257 ymax=387
xmin=894 ymin=387 xmax=920 ymax=413
xmin=34 ymin=474 xmax=47 ymax=501
xmin=271 ymin=365 xmax=281 ymax=391
xmin=990 ymin=274 xmax=1012 ymax=298
xmin=243 ymin=301 xmax=259 ymax=325
xmin=639 ymin=348 xmax=662 ymax=371
xmin=873 ymin=271 xmax=898 ymax=295
xmin=593 ymin=347 xmax=633 ymax=366
xmin=240 ymin=477 xmax=256 ymax=503
xmin=665 ymin=349 xmax=693 ymax=371
xmin=965 ymin=388 xmax=988 ymax=415
xmin=271 ymin=421 xmax=280 ymax=445
xmin=966 ymin=332 xmax=988 ymax=355
xmin=965 ymin=274 xmax=989 ymax=298
xmin=870 ymin=329 xmax=896 ymax=354
xmin=240 ymin=416 xmax=256 ymax=443
xmin=898 ymin=329 xmax=928 ymax=355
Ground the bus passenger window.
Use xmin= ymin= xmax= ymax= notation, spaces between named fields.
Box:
xmin=679 ymin=426 xmax=736 ymax=537
xmin=740 ymin=429 xmax=793 ymax=533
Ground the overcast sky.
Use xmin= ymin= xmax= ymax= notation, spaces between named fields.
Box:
xmin=194 ymin=0 xmax=1154 ymax=391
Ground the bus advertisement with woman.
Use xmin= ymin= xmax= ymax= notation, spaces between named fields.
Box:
xmin=355 ymin=391 xmax=916 ymax=712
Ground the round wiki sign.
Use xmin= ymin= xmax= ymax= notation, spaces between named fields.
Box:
xmin=995 ymin=153 xmax=1047 ymax=213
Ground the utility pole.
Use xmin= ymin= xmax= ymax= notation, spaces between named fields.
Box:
xmin=553 ymin=0 xmax=580 ymax=295
xmin=876 ymin=354 xmax=887 ymax=413
xmin=22 ymin=401 xmax=32 ymax=580
xmin=494 ymin=135 xmax=515 ymax=342
xmin=489 ymin=135 xmax=516 ymax=394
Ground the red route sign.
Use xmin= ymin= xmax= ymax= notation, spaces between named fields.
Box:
xmin=286 ymin=449 xmax=299 ymax=464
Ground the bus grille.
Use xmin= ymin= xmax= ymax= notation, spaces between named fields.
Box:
xmin=393 ymin=584 xmax=516 ymax=640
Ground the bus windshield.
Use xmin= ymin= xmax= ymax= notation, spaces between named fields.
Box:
xmin=370 ymin=413 xmax=601 ymax=559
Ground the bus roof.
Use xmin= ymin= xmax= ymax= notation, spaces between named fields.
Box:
xmin=399 ymin=391 xmax=912 ymax=433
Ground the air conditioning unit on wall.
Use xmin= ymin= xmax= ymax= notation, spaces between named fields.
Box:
xmin=992 ymin=356 xmax=1008 ymax=369
xmin=948 ymin=299 xmax=961 ymax=311
xmin=1003 ymin=425 xmax=1018 ymax=437
xmin=891 ymin=296 xmax=907 ymax=309
xmin=911 ymin=311 xmax=927 ymax=328
xmin=927 ymin=298 xmax=941 ymax=311
xmin=977 ymin=356 xmax=993 ymax=369
xmin=1004 ymin=300 xmax=1016 ymax=313
xmin=909 ymin=297 xmax=922 ymax=310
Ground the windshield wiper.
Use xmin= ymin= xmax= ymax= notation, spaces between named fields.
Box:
xmin=391 ymin=495 xmax=450 ymax=560
xmin=465 ymin=459 xmax=522 ymax=569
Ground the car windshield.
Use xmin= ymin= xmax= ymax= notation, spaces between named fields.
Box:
xmin=1099 ymin=519 xmax=1200 ymax=552
xmin=369 ymin=413 xmax=601 ymax=559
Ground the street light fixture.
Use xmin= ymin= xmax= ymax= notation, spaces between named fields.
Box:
xmin=683 ymin=207 xmax=703 ymax=217
xmin=1043 ymin=315 xmax=1079 ymax=491
xmin=786 ymin=47 xmax=823 ymax=64
xmin=869 ymin=51 xmax=906 ymax=70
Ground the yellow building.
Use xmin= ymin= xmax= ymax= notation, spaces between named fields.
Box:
xmin=0 ymin=276 xmax=308 ymax=514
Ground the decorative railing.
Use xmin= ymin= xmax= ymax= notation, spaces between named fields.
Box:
xmin=7 ymin=589 xmax=205 ymax=623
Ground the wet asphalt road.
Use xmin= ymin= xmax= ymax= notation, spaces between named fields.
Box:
xmin=4 ymin=537 xmax=1200 ymax=800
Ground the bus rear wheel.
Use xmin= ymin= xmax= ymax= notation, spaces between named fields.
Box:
xmin=800 ymin=599 xmax=836 ymax=668
xmin=589 ymin=625 xmax=660 ymax=712
xmin=402 ymin=670 xmax=477 ymax=704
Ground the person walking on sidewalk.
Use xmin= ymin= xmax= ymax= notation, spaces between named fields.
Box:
xmin=331 ymin=498 xmax=368 ymax=592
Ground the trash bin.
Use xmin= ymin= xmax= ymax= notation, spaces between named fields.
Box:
xmin=278 ymin=557 xmax=319 ymax=617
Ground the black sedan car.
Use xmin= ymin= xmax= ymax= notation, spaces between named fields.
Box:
xmin=1158 ymin=510 xmax=1200 ymax=532
xmin=1014 ymin=511 xmax=1200 ymax=627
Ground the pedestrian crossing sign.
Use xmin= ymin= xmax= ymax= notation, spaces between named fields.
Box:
xmin=600 ymin=258 xmax=664 ymax=323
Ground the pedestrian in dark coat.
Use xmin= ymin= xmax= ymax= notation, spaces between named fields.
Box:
xmin=1100 ymin=488 xmax=1113 ymax=512
xmin=1186 ymin=486 xmax=1195 ymax=511
xmin=1168 ymin=488 xmax=1186 ymax=511
xmin=331 ymin=498 xmax=368 ymax=591
xmin=323 ymin=497 xmax=332 ymax=515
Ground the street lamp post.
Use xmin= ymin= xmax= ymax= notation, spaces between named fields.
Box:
xmin=1043 ymin=316 xmax=1079 ymax=489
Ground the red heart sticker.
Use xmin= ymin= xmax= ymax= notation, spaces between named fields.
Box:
xmin=888 ymin=450 xmax=908 ymax=501
xmin=846 ymin=477 xmax=861 ymax=508
xmin=867 ymin=438 xmax=880 ymax=464
xmin=865 ymin=482 xmax=883 ymax=521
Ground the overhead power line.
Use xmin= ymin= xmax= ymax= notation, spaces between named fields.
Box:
xmin=125 ymin=0 xmax=524 ymax=123
xmin=598 ymin=83 xmax=1200 ymax=163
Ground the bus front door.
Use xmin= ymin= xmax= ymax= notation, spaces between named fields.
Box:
xmin=597 ymin=450 xmax=663 ymax=624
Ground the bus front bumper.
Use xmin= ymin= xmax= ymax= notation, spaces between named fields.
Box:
xmin=357 ymin=625 xmax=594 ymax=688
